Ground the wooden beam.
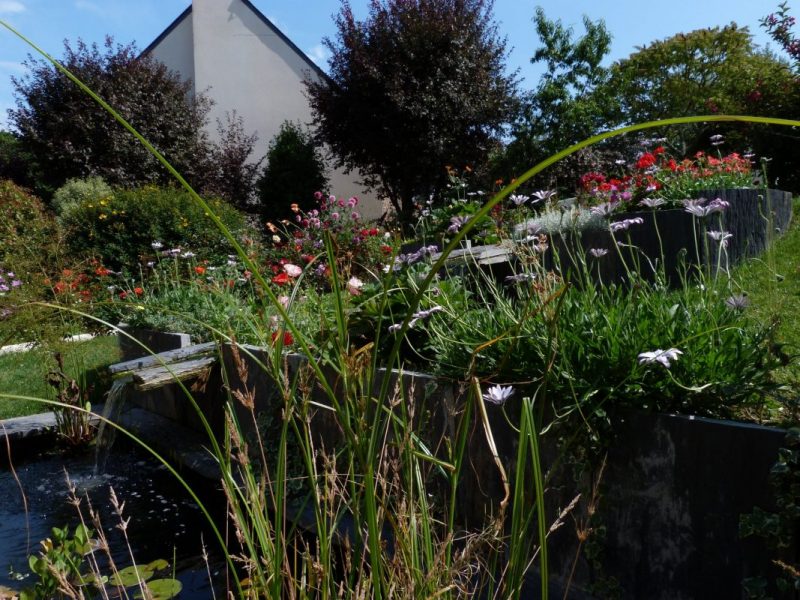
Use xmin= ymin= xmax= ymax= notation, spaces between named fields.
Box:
xmin=109 ymin=342 xmax=217 ymax=374
xmin=133 ymin=356 xmax=217 ymax=391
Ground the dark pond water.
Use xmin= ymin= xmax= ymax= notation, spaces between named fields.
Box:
xmin=0 ymin=444 xmax=226 ymax=597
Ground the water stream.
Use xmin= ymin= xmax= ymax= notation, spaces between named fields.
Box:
xmin=93 ymin=374 xmax=132 ymax=476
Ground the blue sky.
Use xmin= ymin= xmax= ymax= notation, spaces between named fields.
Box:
xmin=0 ymin=0 xmax=788 ymax=129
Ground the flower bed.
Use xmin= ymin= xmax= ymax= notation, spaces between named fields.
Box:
xmin=545 ymin=188 xmax=793 ymax=285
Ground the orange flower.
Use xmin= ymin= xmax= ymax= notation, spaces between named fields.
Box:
xmin=134 ymin=287 xmax=144 ymax=296
xmin=290 ymin=203 xmax=300 ymax=213
xmin=194 ymin=266 xmax=206 ymax=275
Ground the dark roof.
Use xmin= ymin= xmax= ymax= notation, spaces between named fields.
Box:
xmin=141 ymin=0 xmax=329 ymax=82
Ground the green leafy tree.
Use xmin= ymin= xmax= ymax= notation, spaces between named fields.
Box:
xmin=607 ymin=24 xmax=800 ymax=189
xmin=0 ymin=130 xmax=39 ymax=191
xmin=257 ymin=121 xmax=329 ymax=222
xmin=499 ymin=8 xmax=616 ymax=189
xmin=306 ymin=0 xmax=518 ymax=225
xmin=9 ymin=37 xmax=213 ymax=195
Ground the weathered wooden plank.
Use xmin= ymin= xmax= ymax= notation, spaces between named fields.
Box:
xmin=133 ymin=356 xmax=217 ymax=391
xmin=110 ymin=342 xmax=217 ymax=374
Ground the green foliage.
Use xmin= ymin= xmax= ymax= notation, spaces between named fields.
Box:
xmin=45 ymin=350 xmax=95 ymax=447
xmin=0 ymin=179 xmax=57 ymax=266
xmin=52 ymin=176 xmax=113 ymax=220
xmin=416 ymin=259 xmax=781 ymax=419
xmin=0 ymin=336 xmax=121 ymax=419
xmin=60 ymin=185 xmax=246 ymax=269
xmin=740 ymin=428 xmax=800 ymax=596
xmin=21 ymin=524 xmax=93 ymax=600
xmin=733 ymin=198 xmax=800 ymax=397
xmin=606 ymin=25 xmax=800 ymax=190
xmin=10 ymin=37 xmax=213 ymax=193
xmin=762 ymin=2 xmax=800 ymax=71
xmin=22 ymin=532 xmax=179 ymax=600
xmin=0 ymin=130 xmax=38 ymax=190
xmin=257 ymin=121 xmax=328 ymax=222
xmin=500 ymin=8 xmax=616 ymax=189
xmin=306 ymin=0 xmax=518 ymax=224
xmin=110 ymin=257 xmax=259 ymax=343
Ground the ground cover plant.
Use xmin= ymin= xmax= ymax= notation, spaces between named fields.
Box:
xmin=3 ymin=12 xmax=800 ymax=599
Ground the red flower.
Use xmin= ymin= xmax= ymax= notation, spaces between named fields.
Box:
xmin=54 ymin=281 xmax=67 ymax=294
xmin=134 ymin=287 xmax=144 ymax=296
xmin=635 ymin=153 xmax=656 ymax=169
xmin=271 ymin=331 xmax=294 ymax=346
xmin=653 ymin=146 xmax=665 ymax=155
xmin=194 ymin=266 xmax=206 ymax=275
xmin=272 ymin=272 xmax=290 ymax=286
xmin=95 ymin=266 xmax=110 ymax=276
xmin=118 ymin=291 xmax=128 ymax=299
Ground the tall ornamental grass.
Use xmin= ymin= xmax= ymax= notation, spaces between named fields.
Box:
xmin=3 ymin=18 xmax=800 ymax=600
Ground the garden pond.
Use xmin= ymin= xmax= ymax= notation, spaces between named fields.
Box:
xmin=0 ymin=442 xmax=225 ymax=598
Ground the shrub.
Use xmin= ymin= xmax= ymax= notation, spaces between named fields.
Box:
xmin=202 ymin=112 xmax=262 ymax=212
xmin=264 ymin=192 xmax=393 ymax=288
xmin=0 ymin=180 xmax=58 ymax=266
xmin=257 ymin=121 xmax=328 ymax=222
xmin=60 ymin=186 xmax=247 ymax=270
xmin=52 ymin=176 xmax=113 ymax=220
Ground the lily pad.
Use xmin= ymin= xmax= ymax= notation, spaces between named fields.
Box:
xmin=134 ymin=578 xmax=183 ymax=600
xmin=109 ymin=565 xmax=154 ymax=587
xmin=146 ymin=559 xmax=170 ymax=571
xmin=78 ymin=572 xmax=109 ymax=586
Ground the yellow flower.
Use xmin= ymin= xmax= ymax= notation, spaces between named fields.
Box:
xmin=98 ymin=213 xmax=108 ymax=220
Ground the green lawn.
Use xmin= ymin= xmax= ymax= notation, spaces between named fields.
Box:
xmin=0 ymin=335 xmax=121 ymax=420
xmin=733 ymin=199 xmax=800 ymax=392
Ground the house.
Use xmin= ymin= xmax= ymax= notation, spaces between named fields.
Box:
xmin=143 ymin=0 xmax=381 ymax=218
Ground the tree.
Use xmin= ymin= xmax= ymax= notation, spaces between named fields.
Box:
xmin=306 ymin=0 xmax=518 ymax=225
xmin=0 ymin=130 xmax=38 ymax=190
xmin=761 ymin=2 xmax=800 ymax=72
xmin=257 ymin=121 xmax=328 ymax=222
xmin=606 ymin=24 xmax=800 ymax=190
xmin=498 ymin=8 xmax=617 ymax=189
xmin=203 ymin=112 xmax=261 ymax=212
xmin=9 ymin=37 xmax=213 ymax=195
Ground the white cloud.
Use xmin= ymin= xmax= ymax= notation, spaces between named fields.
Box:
xmin=307 ymin=44 xmax=330 ymax=66
xmin=0 ymin=0 xmax=25 ymax=15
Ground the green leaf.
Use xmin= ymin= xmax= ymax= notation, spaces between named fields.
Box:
xmin=134 ymin=578 xmax=183 ymax=600
xmin=109 ymin=565 xmax=154 ymax=587
xmin=146 ymin=558 xmax=170 ymax=571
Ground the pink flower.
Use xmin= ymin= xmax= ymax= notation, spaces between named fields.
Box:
xmin=347 ymin=276 xmax=364 ymax=295
xmin=284 ymin=264 xmax=302 ymax=278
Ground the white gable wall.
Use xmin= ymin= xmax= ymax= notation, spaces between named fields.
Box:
xmin=148 ymin=0 xmax=382 ymax=219
xmin=151 ymin=10 xmax=195 ymax=85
